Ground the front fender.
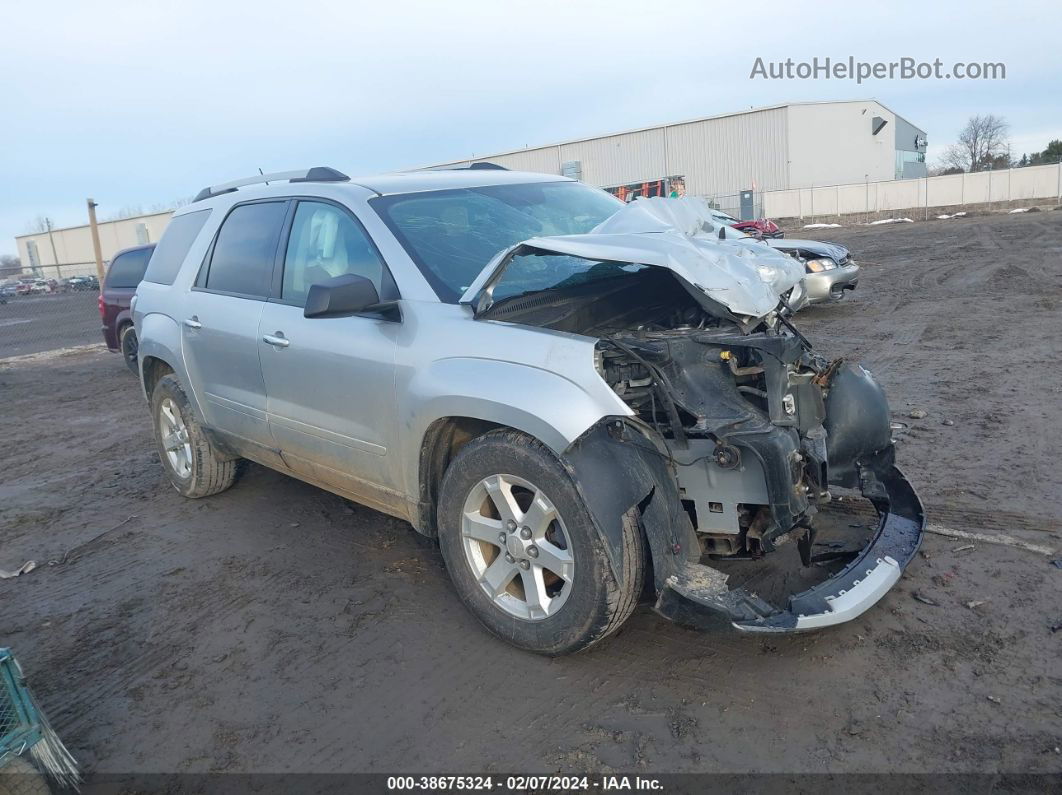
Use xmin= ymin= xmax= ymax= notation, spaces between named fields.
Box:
xmin=407 ymin=356 xmax=629 ymax=458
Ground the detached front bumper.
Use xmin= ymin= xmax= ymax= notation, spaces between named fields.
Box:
xmin=805 ymin=263 xmax=860 ymax=303
xmin=655 ymin=464 xmax=924 ymax=633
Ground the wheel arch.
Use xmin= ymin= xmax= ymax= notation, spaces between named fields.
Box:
xmin=140 ymin=355 xmax=175 ymax=403
xmin=114 ymin=307 xmax=134 ymax=332
xmin=406 ymin=358 xmax=626 ymax=536
xmin=414 ymin=415 xmax=508 ymax=536
xmin=414 ymin=405 xmax=598 ymax=537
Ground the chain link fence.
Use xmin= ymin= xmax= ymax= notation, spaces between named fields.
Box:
xmin=0 ymin=263 xmax=107 ymax=359
xmin=698 ymin=192 xmax=765 ymax=222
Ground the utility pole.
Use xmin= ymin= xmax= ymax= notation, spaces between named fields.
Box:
xmin=45 ymin=217 xmax=62 ymax=279
xmin=87 ymin=199 xmax=105 ymax=287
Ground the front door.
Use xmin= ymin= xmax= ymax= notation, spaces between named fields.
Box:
xmin=182 ymin=200 xmax=288 ymax=458
xmin=258 ymin=199 xmax=402 ymax=514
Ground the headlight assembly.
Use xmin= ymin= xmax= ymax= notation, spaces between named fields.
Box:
xmin=805 ymin=257 xmax=837 ymax=273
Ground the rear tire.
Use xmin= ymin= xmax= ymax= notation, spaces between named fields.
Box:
xmin=150 ymin=374 xmax=239 ymax=498
xmin=119 ymin=324 xmax=139 ymax=374
xmin=0 ymin=757 xmax=50 ymax=795
xmin=437 ymin=429 xmax=645 ymax=655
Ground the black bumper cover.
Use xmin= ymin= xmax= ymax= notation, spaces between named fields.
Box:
xmin=655 ymin=464 xmax=924 ymax=632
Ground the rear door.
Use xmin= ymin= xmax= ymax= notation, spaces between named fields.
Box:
xmin=182 ymin=200 xmax=288 ymax=455
xmin=257 ymin=199 xmax=403 ymax=514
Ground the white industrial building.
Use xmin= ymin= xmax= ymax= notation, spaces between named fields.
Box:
xmin=425 ymin=100 xmax=928 ymax=211
xmin=14 ymin=211 xmax=172 ymax=278
xmin=13 ymin=99 xmax=928 ymax=270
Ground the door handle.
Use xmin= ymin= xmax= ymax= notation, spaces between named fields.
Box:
xmin=183 ymin=317 xmax=202 ymax=329
xmin=262 ymin=333 xmax=290 ymax=348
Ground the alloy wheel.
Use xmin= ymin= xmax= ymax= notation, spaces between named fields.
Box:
xmin=460 ymin=473 xmax=575 ymax=621
xmin=158 ymin=398 xmax=192 ymax=479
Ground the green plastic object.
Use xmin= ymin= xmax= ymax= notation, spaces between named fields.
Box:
xmin=0 ymin=648 xmax=42 ymax=766
xmin=0 ymin=648 xmax=79 ymax=790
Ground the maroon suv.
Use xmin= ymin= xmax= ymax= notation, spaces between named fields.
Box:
xmin=99 ymin=243 xmax=154 ymax=372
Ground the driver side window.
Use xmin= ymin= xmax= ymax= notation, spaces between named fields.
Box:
xmin=282 ymin=201 xmax=387 ymax=306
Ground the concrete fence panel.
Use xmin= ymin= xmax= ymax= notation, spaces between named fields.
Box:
xmin=761 ymin=162 xmax=1062 ymax=222
xmin=876 ymin=179 xmax=921 ymax=214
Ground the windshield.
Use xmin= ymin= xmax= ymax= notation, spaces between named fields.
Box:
xmin=371 ymin=181 xmax=622 ymax=302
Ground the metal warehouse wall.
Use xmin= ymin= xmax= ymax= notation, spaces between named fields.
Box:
xmin=429 ymin=106 xmax=790 ymax=198
xmin=665 ymin=107 xmax=788 ymax=197
xmin=15 ymin=210 xmax=174 ymax=268
xmin=787 ymin=101 xmax=896 ymax=188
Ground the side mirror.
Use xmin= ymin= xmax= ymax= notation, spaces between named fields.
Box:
xmin=304 ymin=273 xmax=380 ymax=318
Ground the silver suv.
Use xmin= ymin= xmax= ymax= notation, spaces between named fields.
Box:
xmin=134 ymin=166 xmax=924 ymax=654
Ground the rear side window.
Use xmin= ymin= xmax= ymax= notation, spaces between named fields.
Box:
xmin=143 ymin=209 xmax=211 ymax=285
xmin=105 ymin=247 xmax=153 ymax=288
xmin=204 ymin=202 xmax=287 ymax=297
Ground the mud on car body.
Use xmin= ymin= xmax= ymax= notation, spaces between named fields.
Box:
xmin=133 ymin=170 xmax=923 ymax=655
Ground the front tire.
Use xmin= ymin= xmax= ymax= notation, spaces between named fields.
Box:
xmin=437 ymin=429 xmax=645 ymax=655
xmin=151 ymin=374 xmax=239 ymax=498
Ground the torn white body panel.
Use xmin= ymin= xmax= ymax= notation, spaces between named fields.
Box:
xmin=462 ymin=197 xmax=805 ymax=320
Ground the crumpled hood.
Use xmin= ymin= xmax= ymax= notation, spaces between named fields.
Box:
xmin=766 ymin=237 xmax=849 ymax=263
xmin=462 ymin=197 xmax=805 ymax=319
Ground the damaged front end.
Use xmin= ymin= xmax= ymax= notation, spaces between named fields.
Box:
xmin=576 ymin=333 xmax=924 ymax=632
xmin=466 ymin=196 xmax=924 ymax=633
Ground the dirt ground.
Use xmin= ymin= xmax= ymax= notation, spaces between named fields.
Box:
xmin=1 ymin=210 xmax=1060 ymax=781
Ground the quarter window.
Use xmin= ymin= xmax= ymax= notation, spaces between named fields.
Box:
xmin=143 ymin=209 xmax=210 ymax=285
xmin=205 ymin=201 xmax=287 ymax=297
xmin=281 ymin=201 xmax=388 ymax=306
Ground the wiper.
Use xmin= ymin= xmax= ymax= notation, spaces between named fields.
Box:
xmin=775 ymin=296 xmax=812 ymax=349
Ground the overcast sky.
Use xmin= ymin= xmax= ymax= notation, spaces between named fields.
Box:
xmin=2 ymin=0 xmax=1059 ymax=256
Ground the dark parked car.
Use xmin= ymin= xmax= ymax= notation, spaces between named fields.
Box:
xmin=100 ymin=244 xmax=154 ymax=372
xmin=65 ymin=274 xmax=99 ymax=291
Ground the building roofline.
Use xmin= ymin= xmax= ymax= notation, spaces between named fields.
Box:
xmin=418 ymin=99 xmax=912 ymax=168
xmin=14 ymin=209 xmax=175 ymax=241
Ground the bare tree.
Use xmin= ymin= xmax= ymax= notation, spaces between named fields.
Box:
xmin=101 ymin=205 xmax=146 ymax=222
xmin=24 ymin=215 xmax=52 ymax=234
xmin=940 ymin=114 xmax=1011 ymax=172
xmin=0 ymin=254 xmax=22 ymax=277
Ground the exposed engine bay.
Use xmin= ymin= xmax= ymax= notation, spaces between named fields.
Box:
xmin=482 ymin=265 xmax=886 ymax=563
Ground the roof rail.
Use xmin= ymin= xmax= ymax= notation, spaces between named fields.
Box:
xmin=422 ymin=161 xmax=509 ymax=172
xmin=192 ymin=166 xmax=350 ymax=203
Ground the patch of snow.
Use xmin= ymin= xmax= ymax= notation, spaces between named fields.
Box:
xmin=1009 ymin=207 xmax=1030 ymax=213
xmin=0 ymin=342 xmax=104 ymax=366
xmin=936 ymin=212 xmax=968 ymax=220
xmin=802 ymin=223 xmax=842 ymax=229
xmin=868 ymin=218 xmax=914 ymax=225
